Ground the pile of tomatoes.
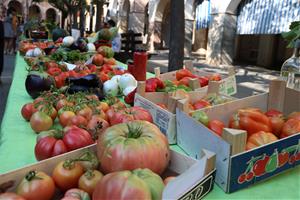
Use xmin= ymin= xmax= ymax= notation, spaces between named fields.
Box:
xmin=21 ymin=90 xmax=154 ymax=160
xmin=194 ymin=108 xmax=300 ymax=151
xmin=1 ymin=119 xmax=174 ymax=200
xmin=174 ymin=68 xmax=222 ymax=88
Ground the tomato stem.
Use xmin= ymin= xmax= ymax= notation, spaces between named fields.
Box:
xmin=126 ymin=124 xmax=143 ymax=139
xmin=63 ymin=159 xmax=75 ymax=170
xmin=25 ymin=171 xmax=43 ymax=181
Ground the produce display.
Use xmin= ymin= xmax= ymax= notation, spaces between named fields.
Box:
xmin=1 ymin=31 xmax=299 ymax=200
xmin=191 ymin=108 xmax=300 ymax=150
xmin=0 ymin=120 xmax=172 ymax=200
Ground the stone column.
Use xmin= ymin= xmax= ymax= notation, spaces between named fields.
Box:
xmin=207 ymin=13 xmax=237 ymax=65
xmin=184 ymin=19 xmax=193 ymax=57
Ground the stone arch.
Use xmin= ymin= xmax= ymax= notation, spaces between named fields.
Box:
xmin=28 ymin=4 xmax=41 ymax=20
xmin=46 ymin=8 xmax=56 ymax=23
xmin=119 ymin=0 xmax=130 ymax=32
xmin=7 ymin=0 xmax=23 ymax=16
xmin=226 ymin=0 xmax=243 ymax=14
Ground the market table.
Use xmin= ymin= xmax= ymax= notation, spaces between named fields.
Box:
xmin=0 ymin=54 xmax=299 ymax=199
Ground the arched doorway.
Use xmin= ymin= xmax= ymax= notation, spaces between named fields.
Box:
xmin=8 ymin=0 xmax=22 ymax=16
xmin=46 ymin=8 xmax=56 ymax=23
xmin=28 ymin=5 xmax=41 ymax=20
xmin=119 ymin=0 xmax=130 ymax=33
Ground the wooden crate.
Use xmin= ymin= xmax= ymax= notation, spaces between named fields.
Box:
xmin=0 ymin=144 xmax=216 ymax=200
xmin=134 ymin=81 xmax=226 ymax=144
xmin=154 ymin=61 xmax=237 ymax=96
xmin=176 ymin=79 xmax=300 ymax=193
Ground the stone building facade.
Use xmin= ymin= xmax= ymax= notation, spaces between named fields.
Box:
xmin=2 ymin=0 xmax=60 ymax=23
xmin=108 ymin=0 xmax=300 ymax=68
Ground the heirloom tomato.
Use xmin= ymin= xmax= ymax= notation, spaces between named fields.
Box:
xmin=229 ymin=108 xmax=272 ymax=136
xmin=109 ymin=106 xmax=153 ymax=125
xmin=59 ymin=111 xmax=76 ymax=127
xmin=34 ymin=130 xmax=68 ymax=160
xmin=208 ymin=120 xmax=225 ymax=136
xmin=280 ymin=118 xmax=300 ymax=138
xmin=30 ymin=111 xmax=53 ymax=132
xmin=61 ymin=189 xmax=90 ymax=200
xmin=52 ymin=160 xmax=84 ymax=191
xmin=78 ymin=170 xmax=103 ymax=196
xmin=176 ymin=69 xmax=196 ymax=80
xmin=246 ymin=131 xmax=278 ymax=150
xmin=76 ymin=106 xmax=93 ymax=121
xmin=16 ymin=171 xmax=55 ymax=200
xmin=97 ymin=121 xmax=170 ymax=174
xmin=63 ymin=125 xmax=94 ymax=151
xmin=265 ymin=109 xmax=283 ymax=118
xmin=287 ymin=112 xmax=300 ymax=121
xmin=93 ymin=169 xmax=164 ymax=200
xmin=69 ymin=115 xmax=88 ymax=127
xmin=21 ymin=103 xmax=36 ymax=121
xmin=86 ymin=115 xmax=110 ymax=139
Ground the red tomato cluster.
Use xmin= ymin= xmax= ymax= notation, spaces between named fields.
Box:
xmin=175 ymin=68 xmax=221 ymax=87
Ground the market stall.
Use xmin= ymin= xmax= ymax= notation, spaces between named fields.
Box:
xmin=1 ymin=52 xmax=299 ymax=199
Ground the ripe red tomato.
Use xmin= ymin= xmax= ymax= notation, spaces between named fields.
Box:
xmin=176 ymin=69 xmax=196 ymax=80
xmin=269 ymin=116 xmax=285 ymax=137
xmin=281 ymin=118 xmax=300 ymax=138
xmin=97 ymin=121 xmax=170 ymax=174
xmin=198 ymin=76 xmax=209 ymax=87
xmin=76 ymin=106 xmax=93 ymax=121
xmin=93 ymin=169 xmax=164 ymax=200
xmin=63 ymin=125 xmax=94 ymax=151
xmin=52 ymin=160 xmax=84 ymax=191
xmin=59 ymin=111 xmax=76 ymax=127
xmin=47 ymin=67 xmax=62 ymax=76
xmin=21 ymin=103 xmax=36 ymax=121
xmin=56 ymin=99 xmax=74 ymax=111
xmin=34 ymin=130 xmax=68 ymax=161
xmin=87 ymin=115 xmax=110 ymax=139
xmin=229 ymin=108 xmax=272 ymax=136
xmin=265 ymin=109 xmax=283 ymax=118
xmin=45 ymin=61 xmax=58 ymax=70
xmin=0 ymin=193 xmax=26 ymax=200
xmin=208 ymin=120 xmax=225 ymax=136
xmin=61 ymin=188 xmax=90 ymax=200
xmin=193 ymin=99 xmax=211 ymax=110
xmin=109 ymin=106 xmax=153 ymax=125
xmin=69 ymin=115 xmax=88 ymax=127
xmin=178 ymin=77 xmax=192 ymax=87
xmin=209 ymin=73 xmax=222 ymax=81
xmin=92 ymin=54 xmax=104 ymax=66
xmin=16 ymin=171 xmax=55 ymax=200
xmin=246 ymin=131 xmax=278 ymax=150
xmin=30 ymin=111 xmax=53 ymax=132
xmin=78 ymin=170 xmax=103 ymax=196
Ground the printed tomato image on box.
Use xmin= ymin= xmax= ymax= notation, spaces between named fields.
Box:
xmin=230 ymin=135 xmax=300 ymax=192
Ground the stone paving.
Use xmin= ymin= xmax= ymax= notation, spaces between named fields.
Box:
xmin=0 ymin=53 xmax=281 ymax=125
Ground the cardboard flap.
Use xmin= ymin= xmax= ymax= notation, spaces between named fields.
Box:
xmin=184 ymin=60 xmax=194 ymax=72
xmin=222 ymin=128 xmax=247 ymax=155
xmin=154 ymin=67 xmax=161 ymax=78
xmin=163 ymin=149 xmax=216 ymax=199
xmin=177 ymin=99 xmax=190 ymax=113
xmin=136 ymin=81 xmax=146 ymax=97
xmin=189 ymin=78 xmax=201 ymax=90
xmin=207 ymin=81 xmax=220 ymax=94
xmin=268 ymin=79 xmax=286 ymax=111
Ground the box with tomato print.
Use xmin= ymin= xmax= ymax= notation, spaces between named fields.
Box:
xmin=0 ymin=144 xmax=217 ymax=200
xmin=176 ymin=79 xmax=300 ymax=193
xmin=134 ymin=81 xmax=230 ymax=144
xmin=153 ymin=61 xmax=237 ymax=96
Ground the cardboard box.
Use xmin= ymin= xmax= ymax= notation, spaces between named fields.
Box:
xmin=134 ymin=81 xmax=228 ymax=144
xmin=154 ymin=61 xmax=237 ymax=96
xmin=0 ymin=144 xmax=216 ymax=200
xmin=176 ymin=80 xmax=300 ymax=193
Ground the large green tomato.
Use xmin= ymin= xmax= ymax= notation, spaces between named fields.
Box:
xmin=92 ymin=169 xmax=165 ymax=200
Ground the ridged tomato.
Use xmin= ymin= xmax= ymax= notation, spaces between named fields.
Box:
xmin=246 ymin=131 xmax=278 ymax=150
xmin=97 ymin=121 xmax=170 ymax=174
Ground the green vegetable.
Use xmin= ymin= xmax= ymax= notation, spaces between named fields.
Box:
xmin=191 ymin=110 xmax=209 ymax=126
xmin=50 ymin=49 xmax=88 ymax=63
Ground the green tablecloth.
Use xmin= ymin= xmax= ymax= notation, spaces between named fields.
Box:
xmin=0 ymin=54 xmax=299 ymax=199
